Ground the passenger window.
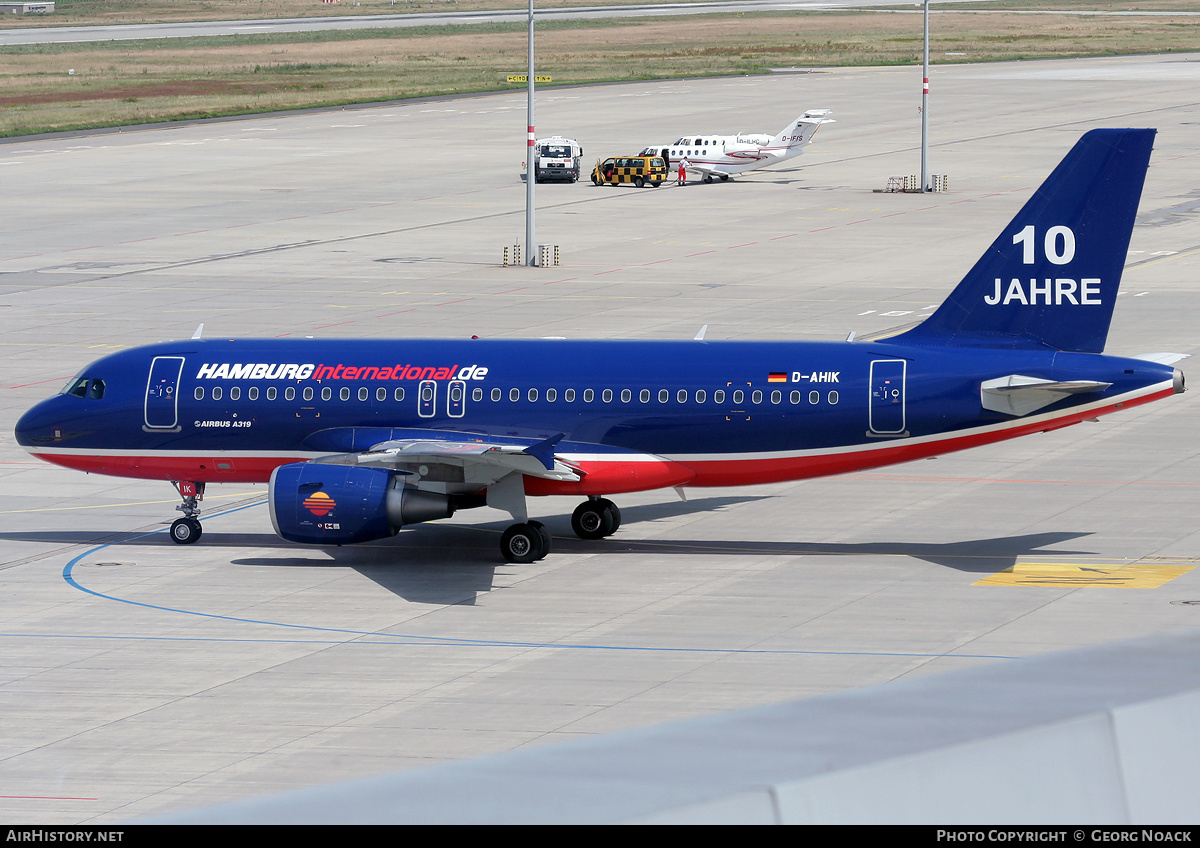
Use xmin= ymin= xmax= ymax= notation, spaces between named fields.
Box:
xmin=213 ymin=387 xmax=223 ymax=401
xmin=528 ymin=388 xmax=538 ymax=402
xmin=194 ymin=387 xmax=204 ymax=400
xmin=394 ymin=387 xmax=405 ymax=402
xmin=492 ymin=387 xmax=502 ymax=402
xmin=640 ymin=389 xmax=650 ymax=403
xmin=790 ymin=390 xmax=800 ymax=404
xmin=230 ymin=386 xmax=241 ymax=401
xmin=752 ymin=390 xmax=762 ymax=404
xmin=732 ymin=390 xmax=744 ymax=404
xmin=714 ymin=390 xmax=725 ymax=404
xmin=677 ymin=390 xmax=687 ymax=403
xmin=696 ymin=389 xmax=706 ymax=403
xmin=321 ymin=387 xmax=331 ymax=401
xmin=546 ymin=388 xmax=556 ymax=402
xmin=771 ymin=391 xmax=781 ymax=404
xmin=583 ymin=389 xmax=594 ymax=402
xmin=377 ymin=387 xmax=387 ymax=401
xmin=285 ymin=387 xmax=295 ymax=401
xmin=620 ymin=389 xmax=631 ymax=403
xmin=359 ymin=387 xmax=369 ymax=401
xmin=510 ymin=388 xmax=519 ymax=401
xmin=249 ymin=387 xmax=259 ymax=401
xmin=267 ymin=387 xmax=277 ymax=401
xmin=341 ymin=387 xmax=350 ymax=401
xmin=602 ymin=389 xmax=613 ymax=403
xmin=473 ymin=387 xmax=483 ymax=402
xmin=829 ymin=391 xmax=839 ymax=405
xmin=565 ymin=388 xmax=575 ymax=402
xmin=809 ymin=391 xmax=819 ymax=404
xmin=659 ymin=389 xmax=669 ymax=403
xmin=303 ymin=387 xmax=313 ymax=401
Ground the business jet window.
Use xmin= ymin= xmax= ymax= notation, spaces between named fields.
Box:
xmin=248 ymin=387 xmax=259 ymax=401
xmin=230 ymin=387 xmax=241 ymax=401
xmin=340 ymin=387 xmax=350 ymax=401
xmin=194 ymin=387 xmax=204 ymax=400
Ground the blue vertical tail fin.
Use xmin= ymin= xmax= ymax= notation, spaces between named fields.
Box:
xmin=892 ymin=128 xmax=1155 ymax=353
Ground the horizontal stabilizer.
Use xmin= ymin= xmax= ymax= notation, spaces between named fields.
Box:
xmin=981 ymin=375 xmax=1111 ymax=417
xmin=1134 ymin=352 xmax=1190 ymax=365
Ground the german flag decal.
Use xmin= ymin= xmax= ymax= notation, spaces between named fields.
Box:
xmin=303 ymin=491 xmax=336 ymax=516
xmin=768 ymin=372 xmax=788 ymax=383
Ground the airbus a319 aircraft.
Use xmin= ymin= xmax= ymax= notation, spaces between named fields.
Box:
xmin=641 ymin=109 xmax=834 ymax=183
xmin=16 ymin=129 xmax=1184 ymax=563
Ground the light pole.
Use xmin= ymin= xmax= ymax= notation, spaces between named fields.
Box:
xmin=525 ymin=0 xmax=536 ymax=264
xmin=921 ymin=0 xmax=930 ymax=192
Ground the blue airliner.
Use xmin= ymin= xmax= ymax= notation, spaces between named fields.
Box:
xmin=15 ymin=129 xmax=1185 ymax=562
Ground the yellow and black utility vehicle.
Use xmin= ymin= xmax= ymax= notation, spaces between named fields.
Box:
xmin=591 ymin=155 xmax=668 ymax=188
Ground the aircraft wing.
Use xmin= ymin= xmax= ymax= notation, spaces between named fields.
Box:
xmin=312 ymin=433 xmax=581 ymax=486
xmin=686 ymin=161 xmax=732 ymax=177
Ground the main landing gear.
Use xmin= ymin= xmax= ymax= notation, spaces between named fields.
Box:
xmin=169 ymin=481 xmax=204 ymax=545
xmin=497 ymin=497 xmax=622 ymax=564
xmin=571 ymin=497 xmax=621 ymax=540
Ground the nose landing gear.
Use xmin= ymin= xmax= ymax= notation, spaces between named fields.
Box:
xmin=170 ymin=481 xmax=204 ymax=545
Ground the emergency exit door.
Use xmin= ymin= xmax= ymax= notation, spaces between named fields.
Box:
xmin=869 ymin=359 xmax=907 ymax=435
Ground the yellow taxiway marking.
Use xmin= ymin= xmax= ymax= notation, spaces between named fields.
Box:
xmin=975 ymin=561 xmax=1195 ymax=588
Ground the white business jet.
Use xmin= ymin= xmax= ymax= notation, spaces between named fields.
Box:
xmin=641 ymin=109 xmax=834 ymax=183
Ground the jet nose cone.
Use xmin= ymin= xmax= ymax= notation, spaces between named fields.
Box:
xmin=15 ymin=396 xmax=66 ymax=448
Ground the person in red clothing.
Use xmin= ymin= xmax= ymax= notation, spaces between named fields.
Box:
xmin=678 ymin=159 xmax=688 ymax=186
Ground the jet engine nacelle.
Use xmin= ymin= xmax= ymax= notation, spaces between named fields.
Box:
xmin=268 ymin=462 xmax=454 ymax=545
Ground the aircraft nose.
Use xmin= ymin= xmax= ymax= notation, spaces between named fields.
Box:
xmin=15 ymin=396 xmax=68 ymax=448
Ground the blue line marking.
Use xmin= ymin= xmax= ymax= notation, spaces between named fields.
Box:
xmin=51 ymin=503 xmax=1020 ymax=660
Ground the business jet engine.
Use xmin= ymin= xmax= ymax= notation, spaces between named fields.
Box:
xmin=268 ymin=462 xmax=455 ymax=545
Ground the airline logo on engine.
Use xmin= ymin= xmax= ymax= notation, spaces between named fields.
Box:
xmin=303 ymin=491 xmax=336 ymax=516
xmin=195 ymin=363 xmax=489 ymax=381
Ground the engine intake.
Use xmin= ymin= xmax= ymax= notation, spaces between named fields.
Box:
xmin=269 ymin=462 xmax=455 ymax=545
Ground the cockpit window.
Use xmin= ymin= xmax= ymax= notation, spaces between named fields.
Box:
xmin=61 ymin=377 xmax=89 ymax=398
xmin=88 ymin=379 xmax=105 ymax=400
